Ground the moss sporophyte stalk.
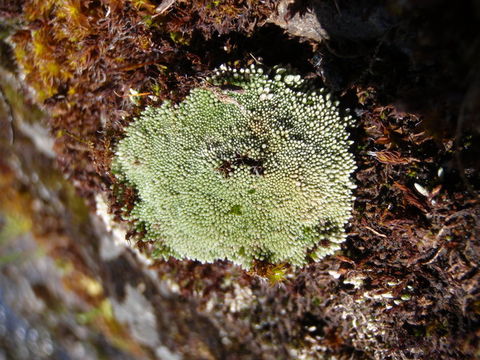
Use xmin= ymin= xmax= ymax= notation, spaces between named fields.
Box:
xmin=113 ymin=65 xmax=356 ymax=269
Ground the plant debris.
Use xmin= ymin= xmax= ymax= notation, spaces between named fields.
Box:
xmin=4 ymin=0 xmax=480 ymax=358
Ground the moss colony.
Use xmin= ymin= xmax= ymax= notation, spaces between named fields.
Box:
xmin=114 ymin=65 xmax=356 ymax=269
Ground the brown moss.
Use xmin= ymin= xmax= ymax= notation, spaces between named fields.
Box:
xmin=8 ymin=1 xmax=480 ymax=358
xmin=11 ymin=0 xmax=277 ymax=208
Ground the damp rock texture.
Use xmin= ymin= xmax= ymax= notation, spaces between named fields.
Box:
xmin=114 ymin=65 xmax=356 ymax=269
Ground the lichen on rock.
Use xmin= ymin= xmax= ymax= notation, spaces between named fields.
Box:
xmin=113 ymin=65 xmax=356 ymax=269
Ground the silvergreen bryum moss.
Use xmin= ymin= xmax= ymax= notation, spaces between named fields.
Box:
xmin=113 ymin=65 xmax=356 ymax=269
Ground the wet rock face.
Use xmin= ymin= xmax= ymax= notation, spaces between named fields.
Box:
xmin=0 ymin=59 xmax=229 ymax=360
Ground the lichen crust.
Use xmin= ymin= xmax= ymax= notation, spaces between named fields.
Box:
xmin=113 ymin=65 xmax=356 ymax=269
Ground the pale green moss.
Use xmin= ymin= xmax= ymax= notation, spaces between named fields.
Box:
xmin=113 ymin=65 xmax=356 ymax=269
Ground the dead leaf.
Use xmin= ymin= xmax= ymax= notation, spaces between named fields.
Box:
xmin=393 ymin=182 xmax=429 ymax=212
xmin=369 ymin=151 xmax=420 ymax=165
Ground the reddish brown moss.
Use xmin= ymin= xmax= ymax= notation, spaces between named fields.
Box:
xmin=12 ymin=0 xmax=277 ymax=207
xmin=9 ymin=1 xmax=480 ymax=358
